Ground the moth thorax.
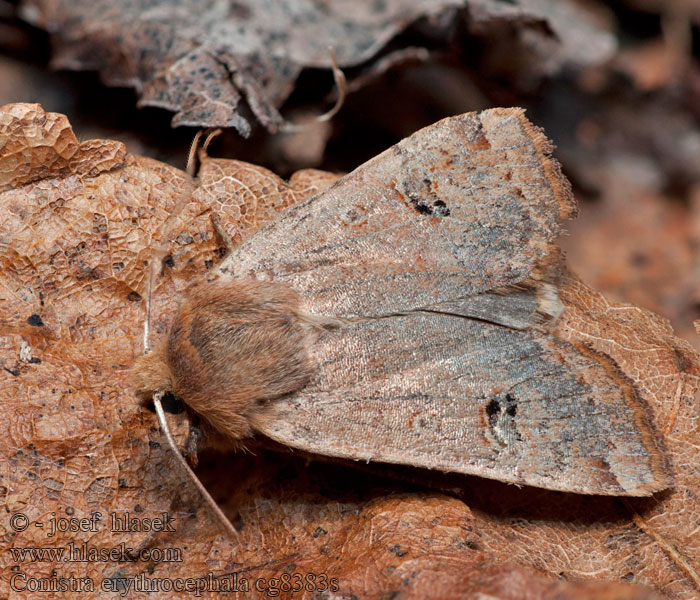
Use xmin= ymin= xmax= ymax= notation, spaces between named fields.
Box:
xmin=163 ymin=279 xmax=315 ymax=440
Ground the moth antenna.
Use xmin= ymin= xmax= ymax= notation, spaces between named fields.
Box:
xmin=153 ymin=391 xmax=239 ymax=538
xmin=280 ymin=47 xmax=346 ymax=133
xmin=142 ymin=129 xmax=206 ymax=352
xmin=143 ymin=263 xmax=153 ymax=353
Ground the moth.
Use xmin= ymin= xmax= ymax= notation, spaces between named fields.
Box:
xmin=132 ymin=109 xmax=671 ymax=526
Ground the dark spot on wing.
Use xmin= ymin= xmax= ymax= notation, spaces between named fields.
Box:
xmin=486 ymin=398 xmax=500 ymax=427
xmin=486 ymin=394 xmax=521 ymax=446
xmin=400 ymin=177 xmax=450 ymax=217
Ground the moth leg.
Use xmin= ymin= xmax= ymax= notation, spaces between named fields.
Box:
xmin=184 ymin=422 xmax=204 ymax=467
xmin=210 ymin=212 xmax=235 ymax=258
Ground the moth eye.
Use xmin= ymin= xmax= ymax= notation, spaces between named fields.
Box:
xmin=145 ymin=392 xmax=185 ymax=415
xmin=161 ymin=392 xmax=185 ymax=414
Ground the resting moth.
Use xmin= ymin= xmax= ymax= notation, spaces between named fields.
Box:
xmin=133 ymin=108 xmax=671 ymax=504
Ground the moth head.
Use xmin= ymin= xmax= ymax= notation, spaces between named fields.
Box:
xmin=131 ymin=342 xmax=175 ymax=400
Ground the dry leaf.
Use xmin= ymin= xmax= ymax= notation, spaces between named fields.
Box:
xmin=467 ymin=0 xmax=616 ymax=78
xmin=19 ymin=0 xmax=466 ymax=133
xmin=560 ymin=180 xmax=697 ymax=350
xmin=17 ymin=0 xmax=620 ymax=134
xmin=1 ymin=103 xmax=696 ymax=599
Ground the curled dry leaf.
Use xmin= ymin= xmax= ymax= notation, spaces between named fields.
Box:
xmin=0 ymin=102 xmax=126 ymax=192
xmin=18 ymin=0 xmax=618 ymax=133
xmin=0 ymin=103 xmax=697 ymax=598
xmin=19 ymin=0 xmax=466 ymax=133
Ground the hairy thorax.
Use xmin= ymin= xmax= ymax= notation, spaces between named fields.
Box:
xmin=132 ymin=279 xmax=316 ymax=442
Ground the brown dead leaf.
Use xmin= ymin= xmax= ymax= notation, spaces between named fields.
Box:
xmin=560 ymin=186 xmax=697 ymax=349
xmin=0 ymin=103 xmax=695 ymax=599
xmin=0 ymin=102 xmax=126 ymax=192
